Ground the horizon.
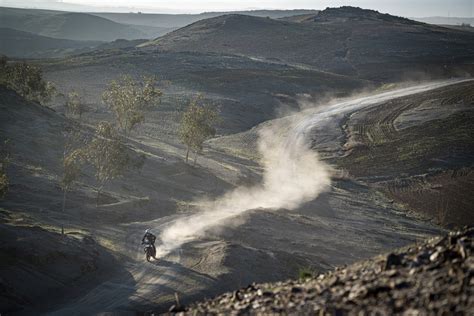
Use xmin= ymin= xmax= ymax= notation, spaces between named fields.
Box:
xmin=0 ymin=0 xmax=473 ymax=17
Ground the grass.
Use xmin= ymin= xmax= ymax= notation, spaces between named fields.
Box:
xmin=298 ymin=266 xmax=316 ymax=280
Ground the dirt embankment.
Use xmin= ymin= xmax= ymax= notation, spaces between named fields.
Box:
xmin=177 ymin=227 xmax=473 ymax=315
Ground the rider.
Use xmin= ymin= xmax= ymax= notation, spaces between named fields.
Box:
xmin=142 ymin=229 xmax=157 ymax=257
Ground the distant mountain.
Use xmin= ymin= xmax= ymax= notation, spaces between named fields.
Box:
xmin=0 ymin=7 xmax=168 ymax=41
xmin=278 ymin=13 xmax=320 ymax=23
xmin=141 ymin=6 xmax=474 ymax=81
xmin=0 ymin=7 xmax=320 ymax=41
xmin=0 ymin=28 xmax=101 ymax=58
xmin=414 ymin=17 xmax=474 ymax=26
xmin=93 ymin=10 xmax=320 ymax=28
xmin=93 ymin=39 xmax=148 ymax=51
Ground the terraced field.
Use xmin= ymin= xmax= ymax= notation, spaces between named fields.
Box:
xmin=209 ymin=80 xmax=474 ymax=228
xmin=337 ymin=81 xmax=474 ymax=227
xmin=382 ymin=169 xmax=474 ymax=226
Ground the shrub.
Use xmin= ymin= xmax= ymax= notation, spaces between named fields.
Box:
xmin=0 ymin=139 xmax=11 ymax=199
xmin=298 ymin=266 xmax=316 ymax=280
xmin=0 ymin=56 xmax=56 ymax=105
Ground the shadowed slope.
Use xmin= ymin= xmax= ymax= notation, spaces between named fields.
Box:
xmin=0 ymin=28 xmax=101 ymax=58
xmin=0 ymin=7 xmax=167 ymax=41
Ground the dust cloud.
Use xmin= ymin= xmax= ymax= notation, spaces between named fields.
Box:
xmin=156 ymin=79 xmax=471 ymax=256
xmin=156 ymin=114 xmax=332 ymax=255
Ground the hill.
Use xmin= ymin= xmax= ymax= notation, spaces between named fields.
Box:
xmin=2 ymin=5 xmax=474 ymax=314
xmin=93 ymin=10 xmax=320 ymax=28
xmin=0 ymin=7 xmax=320 ymax=41
xmin=0 ymin=7 xmax=167 ymax=41
xmin=414 ymin=16 xmax=474 ymax=26
xmin=0 ymin=28 xmax=101 ymax=58
xmin=0 ymin=80 xmax=441 ymax=313
xmin=181 ymin=227 xmax=473 ymax=314
xmin=142 ymin=6 xmax=474 ymax=82
xmin=43 ymin=49 xmax=369 ymax=134
xmin=210 ymin=79 xmax=474 ymax=228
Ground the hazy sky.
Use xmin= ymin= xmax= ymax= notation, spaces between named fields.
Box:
xmin=1 ymin=0 xmax=473 ymax=16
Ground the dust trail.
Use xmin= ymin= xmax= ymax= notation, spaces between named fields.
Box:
xmin=156 ymin=115 xmax=332 ymax=255
xmin=156 ymin=78 xmax=471 ymax=256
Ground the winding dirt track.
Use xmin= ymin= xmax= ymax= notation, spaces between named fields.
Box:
xmin=49 ymin=79 xmax=471 ymax=315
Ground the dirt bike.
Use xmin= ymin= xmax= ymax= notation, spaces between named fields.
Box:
xmin=142 ymin=241 xmax=156 ymax=262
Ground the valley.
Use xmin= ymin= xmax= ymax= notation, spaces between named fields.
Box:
xmin=0 ymin=5 xmax=473 ymax=315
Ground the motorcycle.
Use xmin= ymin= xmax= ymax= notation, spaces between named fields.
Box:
xmin=142 ymin=241 xmax=156 ymax=262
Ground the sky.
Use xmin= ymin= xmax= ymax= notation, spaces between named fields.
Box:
xmin=0 ymin=0 xmax=473 ymax=17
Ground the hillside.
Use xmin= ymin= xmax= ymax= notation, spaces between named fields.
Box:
xmin=0 ymin=80 xmax=443 ymax=313
xmin=210 ymin=80 xmax=474 ymax=228
xmin=94 ymin=10 xmax=320 ymax=28
xmin=180 ymin=227 xmax=473 ymax=314
xmin=1 ymin=4 xmax=473 ymax=314
xmin=142 ymin=7 xmax=474 ymax=82
xmin=43 ymin=49 xmax=369 ymax=134
xmin=0 ymin=28 xmax=101 ymax=58
xmin=0 ymin=7 xmax=320 ymax=41
xmin=414 ymin=16 xmax=474 ymax=26
xmin=0 ymin=87 xmax=127 ymax=313
xmin=0 ymin=7 xmax=167 ymax=41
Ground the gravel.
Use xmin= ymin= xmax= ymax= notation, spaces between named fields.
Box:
xmin=172 ymin=227 xmax=473 ymax=315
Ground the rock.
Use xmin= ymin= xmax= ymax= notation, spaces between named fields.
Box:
xmin=429 ymin=251 xmax=440 ymax=262
xmin=232 ymin=290 xmax=243 ymax=301
xmin=169 ymin=304 xmax=186 ymax=313
xmin=456 ymin=240 xmax=467 ymax=259
xmin=385 ymin=253 xmax=402 ymax=270
xmin=291 ymin=287 xmax=303 ymax=294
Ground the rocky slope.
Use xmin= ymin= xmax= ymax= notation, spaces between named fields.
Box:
xmin=177 ymin=227 xmax=474 ymax=315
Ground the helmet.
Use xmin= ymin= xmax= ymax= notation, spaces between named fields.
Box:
xmin=145 ymin=229 xmax=150 ymax=234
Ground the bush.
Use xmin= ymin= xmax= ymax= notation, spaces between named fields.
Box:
xmin=0 ymin=56 xmax=56 ymax=105
xmin=0 ymin=139 xmax=11 ymax=199
xmin=298 ymin=266 xmax=316 ymax=280
xmin=65 ymin=90 xmax=87 ymax=119
xmin=0 ymin=169 xmax=8 ymax=199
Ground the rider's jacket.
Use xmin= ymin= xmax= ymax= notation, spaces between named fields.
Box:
xmin=142 ymin=232 xmax=156 ymax=245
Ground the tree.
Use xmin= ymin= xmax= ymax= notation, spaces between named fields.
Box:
xmin=60 ymin=125 xmax=84 ymax=234
xmin=0 ymin=140 xmax=10 ymax=199
xmin=61 ymin=149 xmax=82 ymax=234
xmin=102 ymin=75 xmax=162 ymax=135
xmin=65 ymin=90 xmax=87 ymax=119
xmin=81 ymin=122 xmax=131 ymax=204
xmin=179 ymin=95 xmax=218 ymax=165
xmin=0 ymin=57 xmax=56 ymax=105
